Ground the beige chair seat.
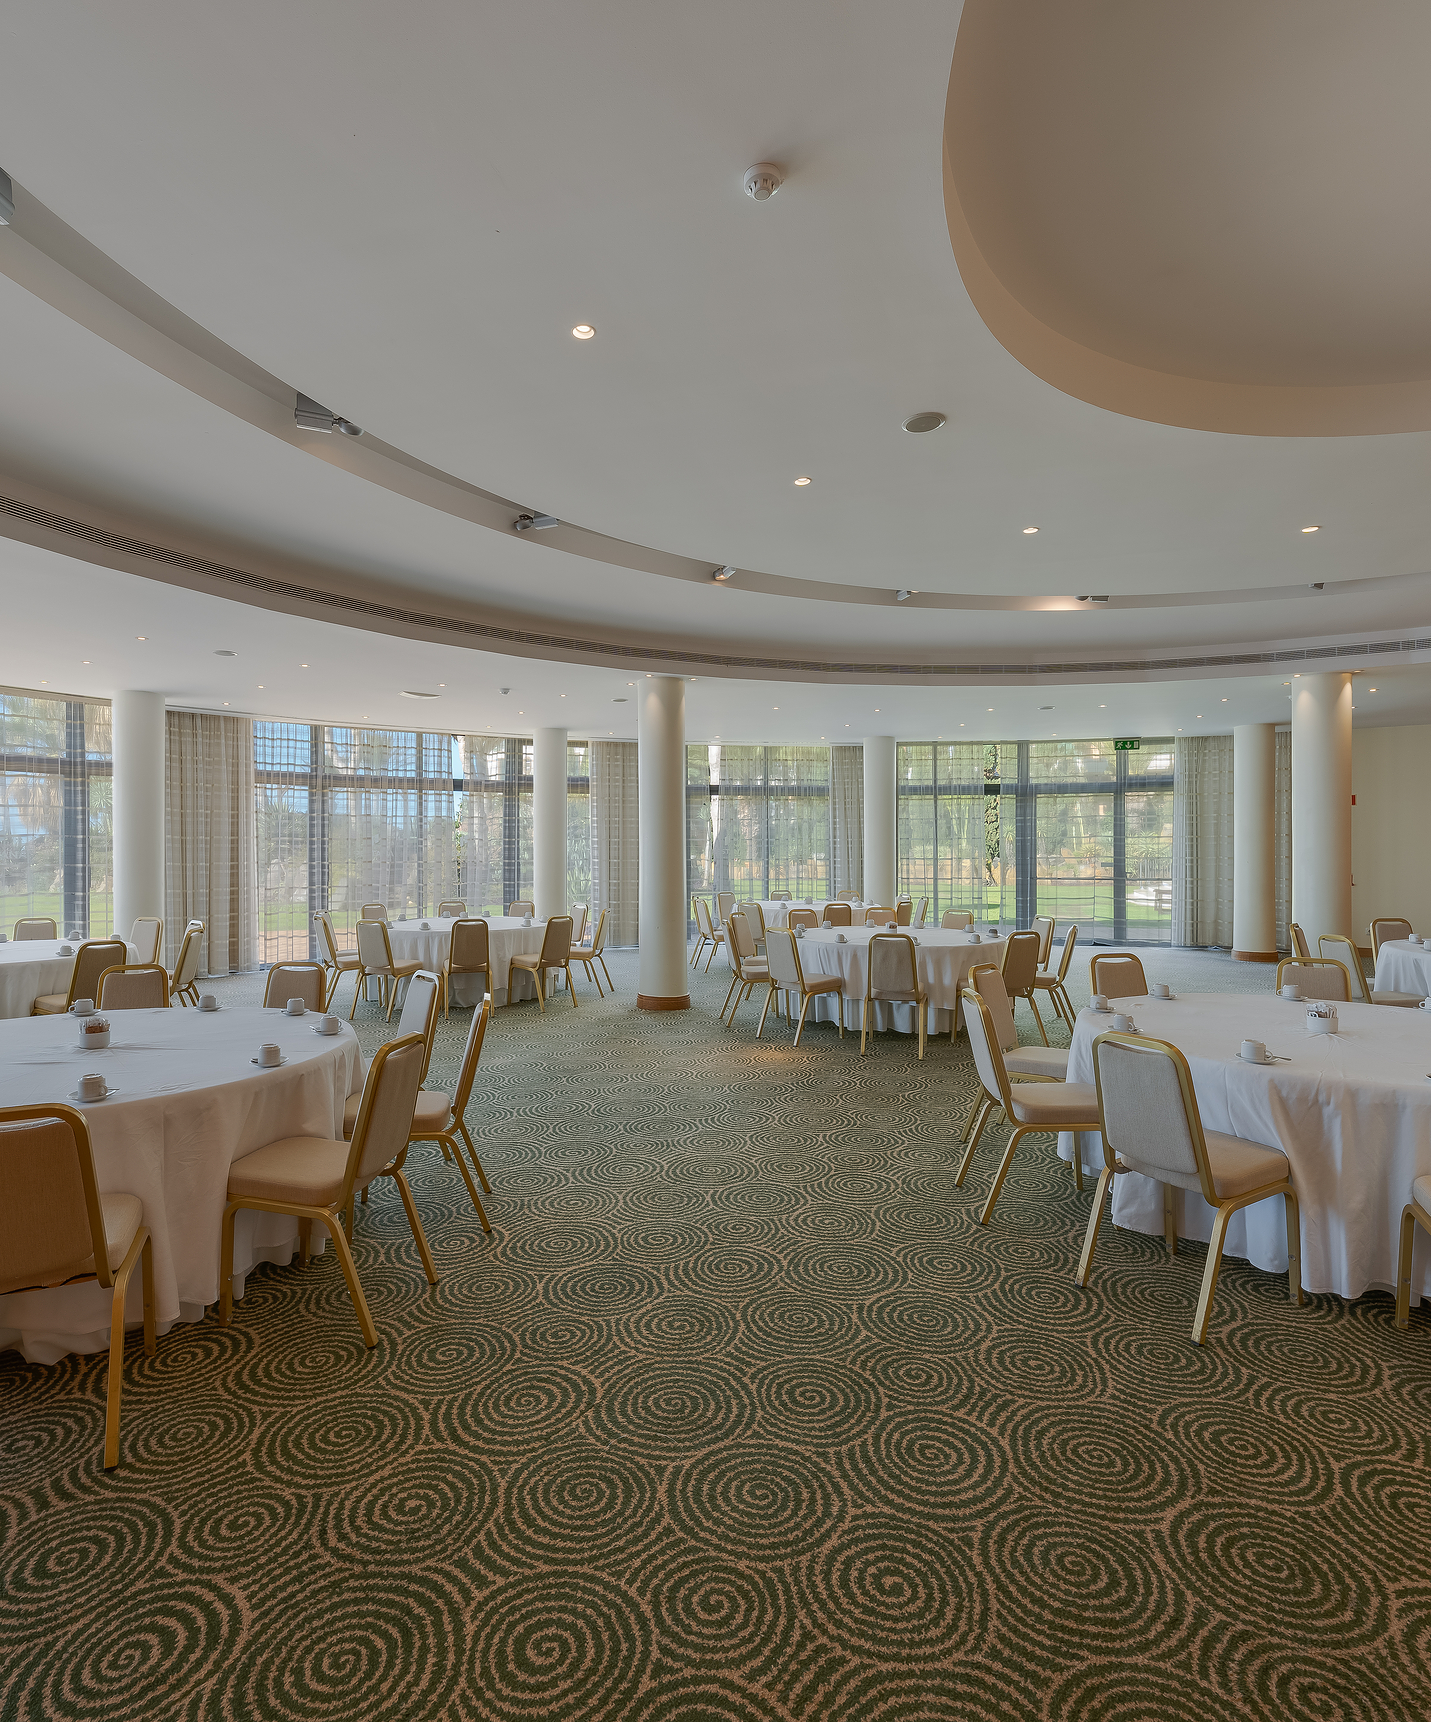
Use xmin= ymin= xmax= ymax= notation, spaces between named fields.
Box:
xmin=741 ymin=959 xmax=770 ymax=977
xmin=1125 ymin=1130 xmax=1288 ymax=1199
xmin=1006 ymin=1044 xmax=1069 ymax=1079
xmin=227 ymin=1136 xmax=351 ymax=1206
xmin=31 ymin=994 xmax=69 ymax=1015
xmin=1372 ymin=989 xmax=1425 ymax=1008
xmin=54 ymin=1192 xmax=144 ymax=1284
xmin=1414 ymin=1173 xmax=1431 ymax=1212
xmin=1007 ymin=1081 xmax=1100 ymax=1126
xmin=802 ymin=974 xmax=844 ymax=996
xmin=412 ymin=1090 xmax=452 ymax=1128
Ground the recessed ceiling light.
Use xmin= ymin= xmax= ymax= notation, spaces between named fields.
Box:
xmin=136 ymin=635 xmax=147 ymax=641
xmin=560 ymin=693 xmax=565 ymax=697
xmin=39 ymin=680 xmax=47 ymax=685
xmin=1221 ymin=697 xmax=1228 ymax=702
xmin=903 ymin=412 xmax=946 ymax=434
xmin=987 ymin=708 xmax=994 ymax=713
xmin=1370 ymin=687 xmax=1377 ymax=692
xmin=257 ymin=685 xmax=264 ymax=690
xmin=1196 ymin=714 xmax=1202 ymax=718
xmin=214 ymin=649 xmax=237 ymax=657
xmin=1098 ymin=704 xmax=1106 ymax=708
xmin=572 ymin=324 xmax=595 ymax=339
xmin=439 ymin=683 xmax=446 ymax=688
xmin=794 ymin=476 xmax=812 ymax=486
xmin=300 ymin=663 xmax=309 ymax=668
xmin=223 ymin=702 xmax=229 ymax=707
xmin=1022 ymin=526 xmax=1039 ymax=535
xmin=82 ymin=660 xmax=90 ymax=665
xmin=1301 ymin=524 xmax=1320 ymax=533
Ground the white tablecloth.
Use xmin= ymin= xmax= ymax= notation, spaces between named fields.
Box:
xmin=752 ymin=899 xmax=934 ymax=930
xmin=1058 ymin=992 xmax=1431 ymax=1300
xmin=1373 ymin=940 xmax=1431 ymax=999
xmin=787 ymin=927 xmax=1008 ymax=1034
xmin=385 ymin=916 xmax=547 ymax=1005
xmin=0 ymin=939 xmax=137 ymax=1020
xmin=0 ymin=1005 xmax=363 ymax=1362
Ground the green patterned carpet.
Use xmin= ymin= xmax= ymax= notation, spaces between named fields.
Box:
xmin=4 ymin=948 xmax=1430 ymax=1721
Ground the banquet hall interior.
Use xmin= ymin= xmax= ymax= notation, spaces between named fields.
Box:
xmin=4 ymin=5 xmax=1431 ymax=1719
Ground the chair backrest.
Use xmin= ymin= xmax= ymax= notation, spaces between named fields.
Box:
xmin=69 ymin=939 xmax=129 ymax=1008
xmin=693 ymin=897 xmax=712 ymax=939
xmin=1289 ymin=922 xmax=1311 ymax=960
xmin=1088 ymin=952 xmax=1147 ymax=1000
xmin=1055 ymin=925 xmax=1079 ymax=982
xmin=356 ymin=918 xmax=395 ymax=970
xmin=728 ymin=912 xmax=758 ymax=967
xmin=314 ymin=912 xmax=342 ymax=964
xmin=570 ymin=904 xmax=589 ymax=942
xmin=1276 ymin=957 xmax=1350 ymax=1002
xmin=1092 ymin=1032 xmax=1216 ymax=1199
xmin=1000 ymin=930 xmax=1041 ymax=994
xmin=941 ymin=910 xmax=972 ymax=930
xmin=868 ymin=932 xmax=919 ymax=998
xmin=538 ymin=915 xmax=574 ymax=965
xmin=716 ymin=892 xmax=734 ymax=921
xmin=896 ymin=898 xmax=913 ymax=926
xmin=170 ymin=924 xmax=204 ymax=992
xmin=437 ymin=900 xmax=467 ymax=918
xmin=395 ymin=971 xmax=441 ymax=1079
xmin=344 ymin=1034 xmax=427 ymax=1190
xmin=1371 ymin=917 xmax=1412 ymax=955
xmin=14 ymin=917 xmax=57 ymax=941
xmin=960 ymin=989 xmax=1012 ymax=1110
xmin=864 ymin=907 xmax=895 ymax=926
xmin=770 ymin=891 xmax=792 ymax=901
xmin=450 ymin=995 xmax=492 ymax=1116
xmin=0 ymin=1104 xmax=114 ymax=1294
xmin=837 ymin=890 xmax=860 ymax=901
xmin=361 ymin=902 xmax=389 ymax=923
xmin=787 ymin=908 xmax=818 ymax=930
xmin=822 ymin=902 xmax=852 ymax=926
xmin=968 ymin=962 xmax=1019 ymax=1054
xmin=586 ymin=908 xmax=608 ymax=954
xmin=508 ymin=900 xmax=534 ymax=917
xmin=97 ymin=964 xmax=170 ymax=1010
xmin=450 ymin=918 xmax=490 ymax=972
xmin=765 ymin=928 xmax=802 ymax=990
xmin=1033 ymin=916 xmax=1055 ymax=966
xmin=130 ymin=917 xmax=163 ymax=965
xmin=915 ymin=897 xmax=929 ymax=927
xmin=262 ymin=962 xmax=327 ymax=1011
xmin=743 ymin=902 xmax=767 ymax=937
xmin=1318 ymin=935 xmax=1370 ymax=1003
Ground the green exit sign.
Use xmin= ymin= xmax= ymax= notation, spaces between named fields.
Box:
xmin=1113 ymin=737 xmax=1141 ymax=751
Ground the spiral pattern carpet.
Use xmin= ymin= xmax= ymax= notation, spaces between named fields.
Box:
xmin=4 ymin=947 xmax=1431 ymax=1721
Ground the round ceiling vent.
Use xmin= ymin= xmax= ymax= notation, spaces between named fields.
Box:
xmin=903 ymin=412 xmax=947 ymax=433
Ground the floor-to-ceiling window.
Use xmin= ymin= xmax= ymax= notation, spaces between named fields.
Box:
xmin=687 ymin=744 xmax=832 ymax=919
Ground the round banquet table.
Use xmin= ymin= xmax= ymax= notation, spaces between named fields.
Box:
xmin=0 ymin=1005 xmax=363 ymax=1362
xmin=751 ymin=898 xmax=928 ymax=930
xmin=384 ymin=916 xmax=549 ymax=1006
xmin=786 ymin=926 xmax=1008 ymax=1035
xmin=1058 ymin=991 xmax=1431 ymax=1301
xmin=1372 ymin=940 xmax=1431 ymax=1000
xmin=0 ymin=938 xmax=138 ymax=1020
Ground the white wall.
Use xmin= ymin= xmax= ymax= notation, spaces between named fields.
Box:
xmin=1351 ymin=725 xmax=1431 ymax=938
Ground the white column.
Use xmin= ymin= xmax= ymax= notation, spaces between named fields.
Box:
xmin=1291 ymin=672 xmax=1353 ymax=943
xmin=112 ymin=690 xmax=166 ymax=943
xmin=637 ymin=676 xmax=689 ymax=1010
xmin=863 ymin=735 xmax=896 ymax=906
xmin=532 ymin=727 xmax=568 ymax=923
xmin=1232 ymin=722 xmax=1277 ymax=961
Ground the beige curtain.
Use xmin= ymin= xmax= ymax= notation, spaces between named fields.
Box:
xmin=831 ymin=744 xmax=863 ymax=897
xmin=1171 ymin=735 xmax=1235 ymax=947
xmin=1274 ymin=726 xmax=1292 ymax=953
xmin=591 ymin=740 xmax=639 ymax=946
xmin=165 ymin=711 xmax=256 ymax=975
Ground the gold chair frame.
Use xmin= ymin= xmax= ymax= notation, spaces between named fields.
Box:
xmin=442 ymin=918 xmax=492 ymax=1019
xmin=1088 ymin=950 xmax=1148 ymax=1002
xmin=822 ymin=902 xmax=853 ymax=927
xmin=573 ymin=908 xmax=614 ymax=996
xmin=941 ymin=910 xmax=972 ymax=930
xmin=360 ymin=902 xmax=389 ymax=923
xmin=759 ymin=928 xmax=844 ymax=1046
xmin=1396 ymin=1183 xmax=1431 ymax=1329
xmin=168 ymin=923 xmax=205 ymax=1006
xmin=1001 ymin=929 xmax=1048 ymax=1044
xmin=1319 ymin=932 xmax=1423 ymax=1007
xmin=14 ymin=916 xmax=58 ymax=941
xmin=1274 ymin=955 xmax=1351 ymax=1002
xmin=509 ymin=915 xmax=577 ymax=1011
xmin=1289 ymin=922 xmax=1312 ymax=960
xmin=721 ymin=912 xmax=770 ymax=1025
xmin=350 ymin=919 xmax=423 ymax=1022
xmin=32 ymin=937 xmax=128 ymax=1015
xmin=507 ymin=899 xmax=535 ymax=917
xmin=96 ymin=963 xmax=172 ymax=1010
xmin=408 ymin=996 xmax=494 ymax=1230
xmin=862 ymin=932 xmax=927 ymax=1059
xmin=129 ymin=917 xmax=164 ymax=965
xmin=314 ymin=911 xmax=362 ymax=1011
xmin=1371 ymin=917 xmax=1413 ymax=957
xmin=436 ymin=900 xmax=468 ymax=918
xmin=262 ymin=962 xmax=329 ymax=1012
xmin=959 ymin=962 xmax=1066 ymax=1154
xmin=863 ymin=906 xmax=896 ymax=926
xmin=1034 ymin=924 xmax=1079 ymax=1027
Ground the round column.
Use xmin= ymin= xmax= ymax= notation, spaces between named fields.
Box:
xmin=1232 ymin=722 xmax=1277 ymax=961
xmin=532 ymin=727 xmax=568 ymax=924
xmin=1292 ymin=672 xmax=1353 ymax=943
xmin=112 ymin=690 xmax=166 ymax=943
xmin=637 ymin=676 xmax=689 ymax=1010
xmin=863 ymin=736 xmax=896 ymax=907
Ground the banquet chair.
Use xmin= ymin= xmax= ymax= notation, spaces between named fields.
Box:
xmin=0 ymin=1103 xmax=154 ymax=1468
xmin=1289 ymin=923 xmax=1312 ymax=961
xmin=837 ymin=890 xmax=861 ymax=902
xmin=734 ymin=900 xmax=767 ymax=952
xmin=896 ymin=898 xmax=913 ymax=926
xmin=1083 ymin=1031 xmax=1302 ymax=1344
xmin=351 ymin=918 xmax=423 ymax=1022
xmin=863 ymin=906 xmax=896 ymax=926
xmin=1032 ymin=915 xmax=1056 ymax=967
xmin=787 ymin=908 xmax=818 ymax=931
xmin=770 ymin=891 xmax=792 ymax=901
xmin=14 ymin=917 xmax=57 ymax=941
xmin=863 ymin=932 xmax=928 ymax=1059
xmin=1319 ymin=933 xmax=1423 ymax=1007
xmin=760 ymin=928 xmax=844 ymax=1046
xmin=408 ymin=995 xmax=493 ymax=1230
xmin=960 ymin=964 xmax=1070 ymax=1157
xmin=314 ymin=912 xmax=362 ymax=1011
xmin=690 ymin=897 xmax=718 ymax=970
xmin=1371 ymin=917 xmax=1413 ymax=956
xmin=97 ymin=964 xmax=171 ymax=1010
xmin=436 ymin=900 xmax=467 ymax=918
xmin=345 ymin=970 xmax=441 ymax=1140
xmin=508 ymin=900 xmax=535 ymax=917
xmin=914 ymin=897 xmax=929 ymax=927
xmin=1088 ymin=952 xmax=1148 ymax=1002
xmin=569 ymin=903 xmax=589 ymax=944
xmin=1396 ymin=1176 xmax=1431 ymax=1329
xmin=822 ymin=902 xmax=853 ymax=927
xmin=573 ymin=909 xmax=614 ymax=995
xmin=1275 ymin=957 xmax=1351 ymax=1002
xmin=1001 ymin=930 xmax=1048 ymax=1044
xmin=723 ymin=913 xmax=770 ymax=1025
xmin=716 ymin=891 xmax=735 ymax=923
xmin=32 ymin=937 xmax=128 ymax=1015
xmin=168 ymin=922 xmax=206 ymax=1007
xmin=129 ymin=917 xmax=163 ymax=965
xmin=1034 ymin=926 xmax=1079 ymax=1028
xmin=957 ymin=988 xmax=1101 ymax=1223
xmin=509 ymin=915 xmax=577 ymax=1012
xmin=360 ymin=902 xmax=389 ymax=923
xmin=262 ymin=962 xmax=327 ymax=1012
xmin=941 ymin=910 xmax=973 ymax=930
xmin=221 ymin=1032 xmax=433 ymax=1348
xmin=442 ymin=918 xmax=491 ymax=1019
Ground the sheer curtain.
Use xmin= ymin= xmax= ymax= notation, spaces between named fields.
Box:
xmin=1171 ymin=735 xmax=1234 ymax=947
xmin=323 ymin=729 xmax=456 ymax=924
xmin=830 ymin=744 xmax=863 ymax=897
xmin=592 ymin=740 xmax=639 ymax=945
xmin=765 ymin=746 xmax=830 ymax=897
xmin=165 ymin=710 xmax=256 ymax=974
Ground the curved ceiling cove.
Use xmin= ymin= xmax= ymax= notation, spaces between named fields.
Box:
xmin=944 ymin=0 xmax=1431 ymax=435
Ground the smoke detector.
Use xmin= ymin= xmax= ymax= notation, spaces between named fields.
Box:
xmin=743 ymin=162 xmax=783 ymax=201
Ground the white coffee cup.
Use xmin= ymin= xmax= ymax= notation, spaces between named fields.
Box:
xmin=72 ymin=998 xmax=95 ymax=1017
xmin=319 ymin=1014 xmax=341 ymax=1035
xmin=257 ymin=1042 xmax=282 ymax=1067
xmin=1152 ymin=982 xmax=1171 ymax=999
xmin=199 ymin=993 xmax=218 ymax=1011
xmin=836 ymin=932 xmax=847 ymax=943
xmin=1411 ymin=934 xmax=1424 ymax=946
xmin=523 ymin=916 xmax=533 ymax=926
xmin=1241 ymin=1039 xmax=1267 ymax=1063
xmin=1113 ymin=1013 xmax=1137 ymax=1033
xmin=79 ymin=1073 xmax=107 ymax=1100
xmin=285 ymin=997 xmax=306 ymax=1017
xmin=421 ymin=920 xmax=431 ymax=931
xmin=1281 ymin=983 xmax=1302 ymax=1000
xmin=58 ymin=943 xmax=74 ymax=956
xmin=1092 ymin=994 xmax=1109 ymax=1012
xmin=968 ymin=932 xmax=981 ymax=943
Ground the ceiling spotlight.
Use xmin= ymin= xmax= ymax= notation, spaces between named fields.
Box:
xmin=294 ymin=392 xmax=361 ymax=435
xmin=572 ymin=324 xmax=596 ymax=339
xmin=712 ymin=565 xmax=736 ymax=583
xmin=743 ymin=162 xmax=783 ymax=201
xmin=301 ymin=663 xmax=309 ymax=668
xmin=514 ymin=513 xmax=560 ymax=532
xmin=903 ymin=412 xmax=946 ymax=434
xmin=136 ymin=635 xmax=147 ymax=641
xmin=1076 ymin=595 xmax=1110 ymax=604
xmin=1022 ymin=526 xmax=1039 ymax=535
xmin=82 ymin=660 xmax=90 ymax=665
xmin=895 ymin=589 xmax=913 ymax=602
xmin=0 ymin=168 xmax=13 ymax=225
xmin=1301 ymin=524 xmax=1320 ymax=533
xmin=793 ymin=476 xmax=812 ymax=487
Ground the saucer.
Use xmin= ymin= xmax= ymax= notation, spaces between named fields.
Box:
xmin=69 ymin=1086 xmax=118 ymax=1102
xmin=312 ymin=1025 xmax=343 ymax=1036
xmin=1237 ymin=1051 xmax=1270 ymax=1064
xmin=1150 ymin=991 xmax=1176 ymax=1001
xmin=251 ymin=1056 xmax=289 ymax=1068
xmin=199 ymin=1005 xmax=221 ymax=1013
xmin=1091 ymin=1007 xmax=1114 ymax=1015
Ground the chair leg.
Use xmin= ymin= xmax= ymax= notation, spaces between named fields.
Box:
xmin=979 ymin=1126 xmax=1031 ymax=1226
xmin=458 ymin=1119 xmax=492 ymax=1194
xmin=961 ymin=1091 xmax=988 ymax=1144
xmin=598 ymin=955 xmax=614 ymax=991
xmin=349 ymin=969 xmax=364 ymax=1020
xmin=219 ymin=1201 xmax=238 ymax=1325
xmin=443 ymin=971 xmax=449 ymax=1021
xmin=141 ymin=1234 xmax=155 ymax=1356
xmin=298 ymin=1216 xmax=312 ymax=1265
xmin=860 ymin=997 xmax=869 ymax=1055
xmin=567 ymin=962 xmax=579 ymax=1008
xmin=793 ymin=993 xmax=812 ymax=1047
xmin=1397 ymin=1204 xmax=1419 ymax=1328
xmin=954 ymin=1099 xmax=994 ymax=1186
xmin=704 ymin=941 xmax=718 ymax=973
xmin=1070 ymin=1145 xmax=1083 ymax=1193
xmin=1027 ymin=992 xmax=1049 ymax=1045
xmin=1284 ymin=1189 xmax=1304 ymax=1307
xmin=917 ymin=999 xmax=926 ymax=1061
xmin=322 ymin=1213 xmax=379 ymax=1347
xmin=103 ymin=1227 xmax=150 ymax=1470
xmin=1076 ymin=1165 xmax=1116 ymax=1286
xmin=439 ymin=1130 xmax=492 ymax=1233
xmin=535 ymin=970 xmax=546 ymax=1012
xmin=391 ymin=1169 xmax=440 ymax=1283
xmin=1163 ymin=1182 xmax=1177 ymax=1256
xmin=756 ymin=983 xmax=775 ymax=1038
xmin=1192 ymin=1203 xmax=1235 ymax=1345
xmin=720 ymin=975 xmax=739 ymax=1019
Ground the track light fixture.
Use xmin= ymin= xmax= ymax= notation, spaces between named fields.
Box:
xmin=895 ymin=589 xmax=915 ymax=602
xmin=514 ymin=513 xmax=560 ymax=532
xmin=295 ymin=392 xmax=362 ymax=435
xmin=712 ymin=566 xmax=736 ymax=583
xmin=1076 ymin=595 xmax=1110 ymax=603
